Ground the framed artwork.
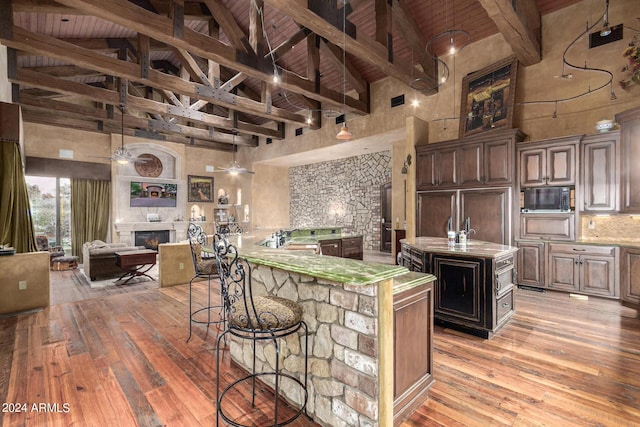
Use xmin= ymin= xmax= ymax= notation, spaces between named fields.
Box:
xmin=459 ymin=56 xmax=518 ymax=138
xmin=187 ymin=175 xmax=214 ymax=203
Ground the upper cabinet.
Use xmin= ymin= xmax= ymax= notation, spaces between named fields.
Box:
xmin=416 ymin=129 xmax=525 ymax=190
xmin=580 ymin=132 xmax=619 ymax=212
xmin=518 ymin=136 xmax=580 ymax=187
xmin=616 ymin=107 xmax=640 ymax=213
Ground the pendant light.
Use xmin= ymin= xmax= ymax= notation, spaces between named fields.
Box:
xmin=336 ymin=2 xmax=352 ymax=141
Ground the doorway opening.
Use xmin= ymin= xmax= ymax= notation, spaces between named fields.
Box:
xmin=380 ymin=182 xmax=392 ymax=252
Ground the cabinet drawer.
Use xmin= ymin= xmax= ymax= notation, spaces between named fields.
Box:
xmin=496 ymin=254 xmax=514 ymax=271
xmin=342 ymin=237 xmax=362 ymax=250
xmin=548 ymin=244 xmax=615 ymax=256
xmin=496 ymin=268 xmax=514 ymax=295
xmin=520 ymin=214 xmax=575 ymax=240
xmin=496 ymin=290 xmax=514 ymax=324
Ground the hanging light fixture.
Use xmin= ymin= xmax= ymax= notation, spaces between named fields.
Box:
xmin=600 ymin=0 xmax=612 ymax=36
xmin=336 ymin=2 xmax=352 ymax=141
xmin=424 ymin=0 xmax=470 ymax=87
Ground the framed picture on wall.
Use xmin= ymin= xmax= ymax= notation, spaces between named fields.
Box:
xmin=459 ymin=55 xmax=518 ymax=138
xmin=187 ymin=175 xmax=214 ymax=202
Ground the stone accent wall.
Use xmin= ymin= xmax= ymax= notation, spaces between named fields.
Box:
xmin=289 ymin=152 xmax=392 ymax=251
xmin=228 ymin=263 xmax=382 ymax=427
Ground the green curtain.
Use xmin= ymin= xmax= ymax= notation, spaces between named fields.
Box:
xmin=71 ymin=179 xmax=110 ymax=262
xmin=0 ymin=142 xmax=37 ymax=253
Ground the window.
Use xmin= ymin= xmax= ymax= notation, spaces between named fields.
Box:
xmin=26 ymin=176 xmax=71 ymax=252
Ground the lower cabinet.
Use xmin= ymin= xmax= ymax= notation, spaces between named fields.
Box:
xmin=620 ymin=247 xmax=640 ymax=305
xmin=548 ymin=244 xmax=619 ymax=298
xmin=400 ymin=241 xmax=517 ymax=338
xmin=341 ymin=236 xmax=363 ymax=260
xmin=393 ymin=280 xmax=434 ymax=424
xmin=319 ymin=239 xmax=341 ymax=257
xmin=517 ymin=241 xmax=546 ymax=288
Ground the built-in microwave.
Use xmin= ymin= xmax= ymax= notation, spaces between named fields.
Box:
xmin=521 ymin=186 xmax=572 ymax=212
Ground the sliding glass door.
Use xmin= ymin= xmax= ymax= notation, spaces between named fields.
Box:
xmin=26 ymin=176 xmax=71 ymax=252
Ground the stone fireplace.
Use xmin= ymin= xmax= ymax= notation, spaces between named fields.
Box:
xmin=135 ymin=229 xmax=170 ymax=250
xmin=112 ymin=140 xmax=187 ymax=244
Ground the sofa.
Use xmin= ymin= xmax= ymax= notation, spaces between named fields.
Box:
xmin=82 ymin=240 xmax=145 ymax=281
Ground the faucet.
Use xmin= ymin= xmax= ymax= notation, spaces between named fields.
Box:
xmin=464 ymin=217 xmax=477 ymax=239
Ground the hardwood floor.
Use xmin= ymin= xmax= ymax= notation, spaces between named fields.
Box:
xmin=1 ymin=271 xmax=639 ymax=426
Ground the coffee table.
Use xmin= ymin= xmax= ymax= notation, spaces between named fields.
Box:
xmin=115 ymin=249 xmax=157 ymax=285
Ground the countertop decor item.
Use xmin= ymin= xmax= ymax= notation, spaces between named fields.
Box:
xmin=134 ymin=153 xmax=163 ymax=177
xmin=595 ymin=119 xmax=615 ymax=132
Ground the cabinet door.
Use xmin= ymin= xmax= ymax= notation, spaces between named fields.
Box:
xmin=484 ymin=139 xmax=513 ymax=185
xmin=416 ymin=149 xmax=438 ymax=190
xmin=580 ymin=255 xmax=617 ymax=298
xmin=582 ymin=136 xmax=618 ymax=211
xmin=320 ymin=239 xmax=341 ymax=257
xmin=617 ymin=108 xmax=640 ymax=212
xmin=393 ymin=283 xmax=434 ymax=413
xmin=520 ymin=148 xmax=546 ymax=186
xmin=459 ymin=188 xmax=510 ymax=245
xmin=621 ymin=247 xmax=640 ymax=305
xmin=458 ymin=142 xmax=483 ymax=186
xmin=517 ymin=241 xmax=546 ymax=288
xmin=341 ymin=237 xmax=363 ymax=260
xmin=417 ymin=191 xmax=457 ymax=238
xmin=548 ymin=252 xmax=580 ymax=292
xmin=520 ymin=214 xmax=575 ymax=241
xmin=547 ymin=145 xmax=575 ymax=185
xmin=437 ymin=147 xmax=458 ymax=187
xmin=433 ymin=256 xmax=484 ymax=326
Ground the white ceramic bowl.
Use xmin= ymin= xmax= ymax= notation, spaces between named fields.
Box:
xmin=595 ymin=119 xmax=615 ymax=133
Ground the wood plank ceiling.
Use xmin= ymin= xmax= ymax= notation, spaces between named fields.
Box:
xmin=1 ymin=0 xmax=584 ymax=152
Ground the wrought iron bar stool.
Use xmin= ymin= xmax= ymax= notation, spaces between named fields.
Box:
xmin=186 ymin=223 xmax=226 ymax=342
xmin=212 ymin=234 xmax=308 ymax=427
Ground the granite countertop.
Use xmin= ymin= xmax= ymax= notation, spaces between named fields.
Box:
xmin=392 ymin=271 xmax=437 ymax=295
xmin=401 ymin=237 xmax=519 ymax=258
xmin=207 ymin=234 xmax=409 ymax=286
xmin=285 ymin=233 xmax=363 ymax=245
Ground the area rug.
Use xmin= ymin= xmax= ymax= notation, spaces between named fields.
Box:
xmin=77 ymin=264 xmax=159 ymax=289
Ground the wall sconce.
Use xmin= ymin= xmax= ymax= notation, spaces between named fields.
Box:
xmin=401 ymin=154 xmax=412 ymax=175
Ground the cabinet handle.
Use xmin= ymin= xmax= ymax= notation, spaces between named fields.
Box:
xmin=572 ymin=248 xmax=586 ymax=251
xmin=501 ymin=303 xmax=510 ymax=308
xmin=513 ymin=269 xmax=518 ymax=284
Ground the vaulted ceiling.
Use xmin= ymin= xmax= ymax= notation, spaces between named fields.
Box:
xmin=1 ymin=0 xmax=584 ymax=151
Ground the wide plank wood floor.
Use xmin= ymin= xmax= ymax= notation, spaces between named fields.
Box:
xmin=1 ymin=270 xmax=639 ymax=426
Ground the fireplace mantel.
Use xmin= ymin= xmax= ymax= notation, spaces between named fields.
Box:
xmin=114 ymin=222 xmax=187 ymax=245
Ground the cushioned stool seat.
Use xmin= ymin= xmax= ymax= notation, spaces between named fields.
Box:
xmin=229 ymin=296 xmax=303 ymax=330
xmin=52 ymin=255 xmax=79 ymax=271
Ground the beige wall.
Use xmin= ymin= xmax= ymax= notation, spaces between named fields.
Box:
xmin=0 ymin=46 xmax=10 ymax=103
xmin=251 ymin=163 xmax=290 ymax=230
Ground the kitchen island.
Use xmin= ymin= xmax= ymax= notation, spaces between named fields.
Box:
xmin=224 ymin=237 xmax=436 ymax=427
xmin=401 ymin=237 xmax=518 ymax=338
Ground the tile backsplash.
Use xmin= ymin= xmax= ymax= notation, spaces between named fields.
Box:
xmin=580 ymin=215 xmax=640 ymax=243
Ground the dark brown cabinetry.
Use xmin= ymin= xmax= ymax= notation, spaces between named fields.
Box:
xmin=548 ymin=244 xmax=618 ymax=298
xmin=459 ymin=188 xmax=510 ymax=245
xmin=581 ymin=132 xmax=619 ymax=212
xmin=341 ymin=236 xmax=363 ymax=260
xmin=620 ymin=247 xmax=640 ymax=305
xmin=416 ymin=130 xmax=522 ymax=191
xmin=520 ymin=213 xmax=575 ymax=241
xmin=519 ymin=138 xmax=578 ymax=186
xmin=517 ymin=241 xmax=546 ymax=288
xmin=393 ymin=279 xmax=434 ymax=424
xmin=416 ymin=191 xmax=456 ymax=238
xmin=319 ymin=237 xmax=363 ymax=260
xmin=319 ymin=239 xmax=342 ymax=257
xmin=616 ymin=107 xmax=640 ymax=213
xmin=400 ymin=241 xmax=516 ymax=338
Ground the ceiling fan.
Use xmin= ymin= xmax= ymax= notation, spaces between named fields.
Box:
xmin=93 ymin=105 xmax=148 ymax=164
xmin=214 ymin=131 xmax=254 ymax=175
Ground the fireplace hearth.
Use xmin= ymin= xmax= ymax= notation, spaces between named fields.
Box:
xmin=135 ymin=230 xmax=170 ymax=250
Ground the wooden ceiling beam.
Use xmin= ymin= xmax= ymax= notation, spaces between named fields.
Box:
xmin=264 ymin=0 xmax=436 ymax=94
xmin=265 ymin=26 xmax=312 ymax=62
xmin=4 ymin=27 xmax=305 ymax=127
xmin=12 ymin=68 xmax=282 ymax=140
xmin=51 ymin=0 xmax=368 ymax=114
xmin=320 ymin=40 xmax=367 ymax=95
xmin=478 ymin=0 xmax=541 ymax=66
xmin=201 ymin=0 xmax=252 ymax=53
xmin=390 ymin=0 xmax=435 ymax=79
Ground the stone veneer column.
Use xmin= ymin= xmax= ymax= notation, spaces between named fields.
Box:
xmin=227 ymin=263 xmax=390 ymax=427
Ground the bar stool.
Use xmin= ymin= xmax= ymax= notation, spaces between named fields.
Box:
xmin=186 ymin=223 xmax=225 ymax=342
xmin=212 ymin=234 xmax=308 ymax=427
